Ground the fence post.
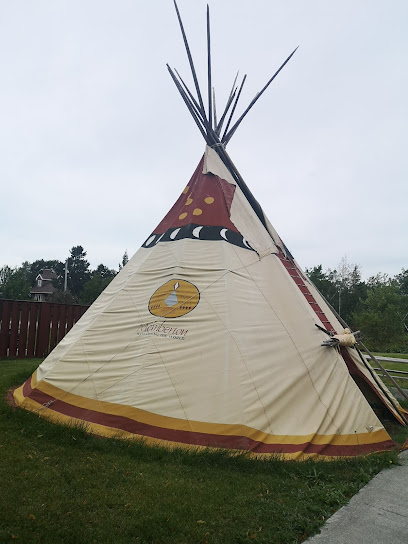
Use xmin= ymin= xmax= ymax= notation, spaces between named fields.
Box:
xmin=0 ymin=301 xmax=11 ymax=357
xmin=8 ymin=302 xmax=20 ymax=357
xmin=35 ymin=303 xmax=52 ymax=358
xmin=48 ymin=304 xmax=59 ymax=352
xmin=18 ymin=302 xmax=30 ymax=358
xmin=26 ymin=303 xmax=40 ymax=357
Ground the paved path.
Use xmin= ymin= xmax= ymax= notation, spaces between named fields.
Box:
xmin=305 ymin=450 xmax=408 ymax=544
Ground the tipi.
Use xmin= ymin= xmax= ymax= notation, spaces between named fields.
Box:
xmin=14 ymin=4 xmax=407 ymax=459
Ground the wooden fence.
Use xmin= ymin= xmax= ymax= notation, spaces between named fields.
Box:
xmin=0 ymin=299 xmax=89 ymax=358
xmin=364 ymin=355 xmax=408 ymax=382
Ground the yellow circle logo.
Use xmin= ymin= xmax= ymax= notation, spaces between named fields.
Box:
xmin=148 ymin=280 xmax=200 ymax=319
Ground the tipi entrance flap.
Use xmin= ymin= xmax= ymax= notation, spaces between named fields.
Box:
xmin=301 ymin=268 xmax=406 ymax=423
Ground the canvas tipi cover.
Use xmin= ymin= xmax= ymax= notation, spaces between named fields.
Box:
xmin=13 ymin=4 xmax=407 ymax=459
xmin=14 ymin=146 xmax=406 ymax=459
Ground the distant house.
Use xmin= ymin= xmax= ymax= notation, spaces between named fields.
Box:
xmin=30 ymin=269 xmax=58 ymax=302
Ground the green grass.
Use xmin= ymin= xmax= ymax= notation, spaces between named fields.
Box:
xmin=0 ymin=359 xmax=403 ymax=544
xmin=368 ymin=352 xmax=408 ymax=390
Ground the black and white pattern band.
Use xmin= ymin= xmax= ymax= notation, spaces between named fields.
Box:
xmin=142 ymin=224 xmax=253 ymax=251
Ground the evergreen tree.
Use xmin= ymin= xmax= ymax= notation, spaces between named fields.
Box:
xmin=80 ymin=275 xmax=114 ymax=305
xmin=305 ymin=264 xmax=337 ymax=304
xmin=94 ymin=264 xmax=117 ymax=279
xmin=64 ymin=246 xmax=91 ymax=297
xmin=118 ymin=250 xmax=129 ymax=270
xmin=78 ymin=263 xmax=117 ymax=305
xmin=396 ymin=268 xmax=408 ymax=296
xmin=306 ymin=258 xmax=367 ymax=326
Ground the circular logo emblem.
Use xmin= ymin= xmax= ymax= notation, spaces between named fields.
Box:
xmin=148 ymin=279 xmax=200 ymax=319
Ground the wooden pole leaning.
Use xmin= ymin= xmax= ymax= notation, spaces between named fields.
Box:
xmin=173 ymin=0 xmax=207 ymax=124
xmin=207 ymin=4 xmax=212 ymax=130
xmin=358 ymin=342 xmax=408 ymax=404
xmin=222 ymin=46 xmax=299 ymax=145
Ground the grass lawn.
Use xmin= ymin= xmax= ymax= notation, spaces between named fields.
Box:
xmin=0 ymin=359 xmax=405 ymax=544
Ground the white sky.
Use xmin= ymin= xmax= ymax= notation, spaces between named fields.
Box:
xmin=1 ymin=0 xmax=407 ymax=278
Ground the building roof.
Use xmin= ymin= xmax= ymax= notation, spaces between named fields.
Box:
xmin=36 ymin=268 xmax=57 ymax=281
xmin=30 ymin=282 xmax=57 ymax=295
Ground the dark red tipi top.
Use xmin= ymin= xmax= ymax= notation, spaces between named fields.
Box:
xmin=142 ymin=156 xmax=252 ymax=251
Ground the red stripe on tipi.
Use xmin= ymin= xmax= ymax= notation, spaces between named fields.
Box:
xmin=277 ymin=250 xmax=336 ymax=333
xmin=23 ymin=387 xmax=394 ymax=456
xmin=276 ymin=249 xmax=402 ymax=422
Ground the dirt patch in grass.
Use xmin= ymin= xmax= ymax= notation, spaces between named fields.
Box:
xmin=5 ymin=386 xmax=18 ymax=408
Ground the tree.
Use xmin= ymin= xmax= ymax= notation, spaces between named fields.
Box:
xmin=396 ymin=268 xmax=408 ymax=297
xmin=80 ymin=274 xmax=115 ymax=305
xmin=366 ymin=272 xmax=390 ymax=288
xmin=306 ymin=258 xmax=367 ymax=326
xmin=49 ymin=290 xmax=78 ymax=305
xmin=25 ymin=259 xmax=64 ymax=286
xmin=0 ymin=265 xmax=31 ymax=300
xmin=394 ymin=269 xmax=408 ymax=333
xmin=78 ymin=263 xmax=117 ymax=305
xmin=0 ymin=266 xmax=13 ymax=298
xmin=118 ymin=250 xmax=129 ymax=270
xmin=353 ymin=280 xmax=408 ymax=352
xmin=59 ymin=246 xmax=91 ymax=297
xmin=94 ymin=264 xmax=116 ymax=279
xmin=305 ymin=265 xmax=338 ymax=304
xmin=335 ymin=262 xmax=367 ymax=327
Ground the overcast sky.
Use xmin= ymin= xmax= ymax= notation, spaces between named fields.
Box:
xmin=1 ymin=0 xmax=407 ymax=279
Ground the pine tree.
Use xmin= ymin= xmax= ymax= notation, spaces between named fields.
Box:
xmin=65 ymin=246 xmax=91 ymax=297
xmin=118 ymin=250 xmax=129 ymax=270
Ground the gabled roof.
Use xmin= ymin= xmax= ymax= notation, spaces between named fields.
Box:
xmin=35 ymin=268 xmax=58 ymax=281
xmin=36 ymin=268 xmax=57 ymax=281
xmin=30 ymin=282 xmax=57 ymax=295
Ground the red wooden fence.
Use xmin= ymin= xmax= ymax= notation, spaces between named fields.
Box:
xmin=0 ymin=300 xmax=89 ymax=358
